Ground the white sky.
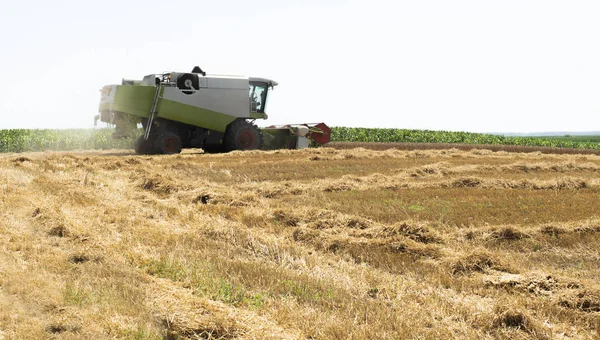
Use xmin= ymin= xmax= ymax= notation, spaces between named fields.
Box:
xmin=1 ymin=0 xmax=599 ymax=133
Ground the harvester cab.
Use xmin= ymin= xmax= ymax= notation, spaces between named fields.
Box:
xmin=96 ymin=66 xmax=329 ymax=154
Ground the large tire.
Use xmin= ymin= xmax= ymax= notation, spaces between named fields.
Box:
xmin=223 ymin=120 xmax=263 ymax=152
xmin=134 ymin=136 xmax=154 ymax=155
xmin=154 ymin=132 xmax=182 ymax=154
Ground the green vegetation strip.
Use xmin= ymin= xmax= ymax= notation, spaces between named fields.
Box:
xmin=0 ymin=129 xmax=133 ymax=153
xmin=0 ymin=127 xmax=599 ymax=153
xmin=330 ymin=127 xmax=600 ymax=150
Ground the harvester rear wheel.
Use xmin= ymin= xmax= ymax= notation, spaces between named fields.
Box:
xmin=134 ymin=136 xmax=154 ymax=155
xmin=154 ymin=132 xmax=182 ymax=154
xmin=223 ymin=120 xmax=263 ymax=152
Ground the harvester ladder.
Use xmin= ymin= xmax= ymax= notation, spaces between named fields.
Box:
xmin=144 ymin=84 xmax=163 ymax=140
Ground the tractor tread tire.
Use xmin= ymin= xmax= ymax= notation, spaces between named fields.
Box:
xmin=134 ymin=136 xmax=155 ymax=155
xmin=223 ymin=120 xmax=263 ymax=152
xmin=154 ymin=132 xmax=182 ymax=155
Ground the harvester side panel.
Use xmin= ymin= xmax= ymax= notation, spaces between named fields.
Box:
xmin=157 ymin=98 xmax=236 ymax=132
xmin=101 ymin=85 xmax=156 ymax=119
xmin=159 ymin=86 xmax=248 ymax=132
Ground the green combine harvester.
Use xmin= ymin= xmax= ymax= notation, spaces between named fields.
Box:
xmin=96 ymin=66 xmax=330 ymax=154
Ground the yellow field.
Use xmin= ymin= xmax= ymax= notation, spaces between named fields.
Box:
xmin=0 ymin=147 xmax=599 ymax=339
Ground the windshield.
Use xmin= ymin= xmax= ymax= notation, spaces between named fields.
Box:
xmin=249 ymin=82 xmax=269 ymax=113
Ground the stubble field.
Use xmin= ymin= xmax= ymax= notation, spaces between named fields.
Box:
xmin=0 ymin=146 xmax=599 ymax=339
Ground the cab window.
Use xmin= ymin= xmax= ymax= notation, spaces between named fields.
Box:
xmin=249 ymin=82 xmax=269 ymax=113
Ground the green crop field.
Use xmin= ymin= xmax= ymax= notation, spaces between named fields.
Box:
xmin=1 ymin=127 xmax=599 ymax=153
xmin=0 ymin=129 xmax=132 ymax=153
xmin=542 ymin=135 xmax=600 ymax=143
xmin=330 ymin=127 xmax=600 ymax=150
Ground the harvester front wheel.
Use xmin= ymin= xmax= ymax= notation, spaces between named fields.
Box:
xmin=154 ymin=132 xmax=182 ymax=154
xmin=223 ymin=120 xmax=263 ymax=152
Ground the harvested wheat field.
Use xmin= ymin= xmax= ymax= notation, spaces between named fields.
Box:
xmin=0 ymin=146 xmax=599 ymax=339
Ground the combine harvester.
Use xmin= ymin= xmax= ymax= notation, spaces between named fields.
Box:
xmin=96 ymin=66 xmax=330 ymax=154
